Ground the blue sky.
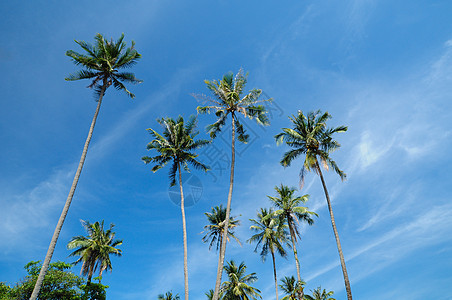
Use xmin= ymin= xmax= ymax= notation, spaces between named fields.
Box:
xmin=1 ymin=1 xmax=452 ymax=299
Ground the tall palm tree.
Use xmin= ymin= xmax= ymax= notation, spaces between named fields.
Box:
xmin=221 ymin=260 xmax=261 ymax=300
xmin=304 ymin=287 xmax=335 ymax=300
xmin=158 ymin=291 xmax=181 ymax=300
xmin=30 ymin=33 xmax=141 ymax=300
xmin=248 ymin=208 xmax=289 ymax=300
xmin=279 ymin=276 xmax=305 ymax=300
xmin=67 ymin=220 xmax=122 ymax=284
xmin=202 ymin=205 xmax=241 ymax=252
xmin=275 ymin=110 xmax=352 ymax=300
xmin=142 ymin=115 xmax=209 ymax=300
xmin=196 ymin=69 xmax=270 ymax=300
xmin=268 ymin=185 xmax=316 ymax=300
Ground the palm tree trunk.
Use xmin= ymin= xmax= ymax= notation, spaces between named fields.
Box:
xmin=178 ymin=163 xmax=189 ymax=300
xmin=212 ymin=115 xmax=236 ymax=300
xmin=29 ymin=80 xmax=108 ymax=300
xmin=315 ymin=160 xmax=352 ymax=300
xmin=288 ymin=225 xmax=304 ymax=300
xmin=271 ymin=250 xmax=279 ymax=300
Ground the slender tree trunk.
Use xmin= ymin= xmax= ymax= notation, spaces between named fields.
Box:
xmin=178 ymin=163 xmax=189 ymax=300
xmin=271 ymin=250 xmax=279 ymax=300
xmin=30 ymin=81 xmax=108 ymax=300
xmin=316 ymin=160 xmax=352 ymax=300
xmin=212 ymin=116 xmax=236 ymax=300
xmin=288 ymin=225 xmax=304 ymax=300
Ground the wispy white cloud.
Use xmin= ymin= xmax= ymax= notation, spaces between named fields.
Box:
xmin=0 ymin=67 xmax=199 ymax=256
xmin=0 ymin=168 xmax=73 ymax=254
xmin=305 ymin=203 xmax=452 ymax=284
xmin=261 ymin=5 xmax=315 ymax=64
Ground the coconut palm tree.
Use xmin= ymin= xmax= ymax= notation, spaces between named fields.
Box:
xmin=67 ymin=220 xmax=122 ymax=285
xmin=304 ymin=287 xmax=335 ymax=300
xmin=142 ymin=115 xmax=209 ymax=300
xmin=275 ymin=110 xmax=352 ymax=300
xmin=195 ymin=69 xmax=270 ymax=300
xmin=202 ymin=205 xmax=241 ymax=252
xmin=158 ymin=291 xmax=181 ymax=300
xmin=268 ymin=185 xmax=316 ymax=300
xmin=30 ymin=33 xmax=141 ymax=300
xmin=248 ymin=208 xmax=289 ymax=300
xmin=221 ymin=260 xmax=261 ymax=300
xmin=206 ymin=289 xmax=224 ymax=300
xmin=279 ymin=276 xmax=305 ymax=300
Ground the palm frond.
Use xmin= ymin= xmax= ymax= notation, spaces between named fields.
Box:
xmin=144 ymin=115 xmax=209 ymax=187
xmin=65 ymin=69 xmax=99 ymax=81
xmin=114 ymin=72 xmax=143 ymax=84
xmin=66 ymin=33 xmax=141 ymax=98
xmin=276 ymin=110 xmax=347 ymax=182
xmin=112 ymin=77 xmax=135 ymax=98
xmin=234 ymin=117 xmax=249 ymax=143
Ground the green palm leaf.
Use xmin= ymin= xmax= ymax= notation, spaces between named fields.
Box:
xmin=67 ymin=220 xmax=122 ymax=283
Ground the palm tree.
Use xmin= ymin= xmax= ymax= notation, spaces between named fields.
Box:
xmin=275 ymin=110 xmax=352 ymax=300
xmin=158 ymin=291 xmax=181 ymax=300
xmin=268 ymin=185 xmax=316 ymax=300
xmin=304 ymin=287 xmax=335 ymax=300
xmin=202 ymin=205 xmax=241 ymax=252
xmin=196 ymin=69 xmax=270 ymax=300
xmin=221 ymin=260 xmax=261 ymax=300
xmin=142 ymin=115 xmax=209 ymax=300
xmin=248 ymin=208 xmax=289 ymax=300
xmin=30 ymin=33 xmax=141 ymax=300
xmin=206 ymin=289 xmax=223 ymax=300
xmin=67 ymin=220 xmax=122 ymax=285
xmin=279 ymin=276 xmax=305 ymax=300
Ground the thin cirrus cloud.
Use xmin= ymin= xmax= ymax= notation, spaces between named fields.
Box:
xmin=0 ymin=67 xmax=196 ymax=255
xmin=305 ymin=202 xmax=452 ymax=285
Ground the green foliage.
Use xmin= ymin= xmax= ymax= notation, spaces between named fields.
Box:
xmin=279 ymin=276 xmax=305 ymax=300
xmin=142 ymin=115 xmax=210 ymax=186
xmin=66 ymin=33 xmax=142 ymax=98
xmin=158 ymin=291 xmax=180 ymax=300
xmin=275 ymin=110 xmax=347 ymax=187
xmin=202 ymin=205 xmax=241 ymax=251
xmin=221 ymin=260 xmax=261 ymax=300
xmin=4 ymin=261 xmax=84 ymax=300
xmin=67 ymin=220 xmax=122 ymax=283
xmin=195 ymin=69 xmax=271 ymax=142
xmin=80 ymin=282 xmax=108 ymax=300
xmin=0 ymin=261 xmax=108 ymax=300
xmin=248 ymin=207 xmax=289 ymax=261
xmin=0 ymin=282 xmax=12 ymax=300
xmin=267 ymin=185 xmax=317 ymax=243
xmin=304 ymin=286 xmax=335 ymax=300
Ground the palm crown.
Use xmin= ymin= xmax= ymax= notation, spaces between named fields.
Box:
xmin=221 ymin=260 xmax=261 ymax=300
xmin=304 ymin=287 xmax=336 ymax=300
xmin=142 ymin=115 xmax=210 ymax=186
xmin=279 ymin=276 xmax=305 ymax=300
xmin=202 ymin=205 xmax=241 ymax=251
xmin=67 ymin=220 xmax=122 ymax=283
xmin=268 ymin=185 xmax=316 ymax=242
xmin=66 ymin=33 xmax=142 ymax=98
xmin=196 ymin=68 xmax=271 ymax=142
xmin=248 ymin=207 xmax=289 ymax=261
xmin=275 ymin=110 xmax=347 ymax=187
xmin=158 ymin=291 xmax=181 ymax=300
